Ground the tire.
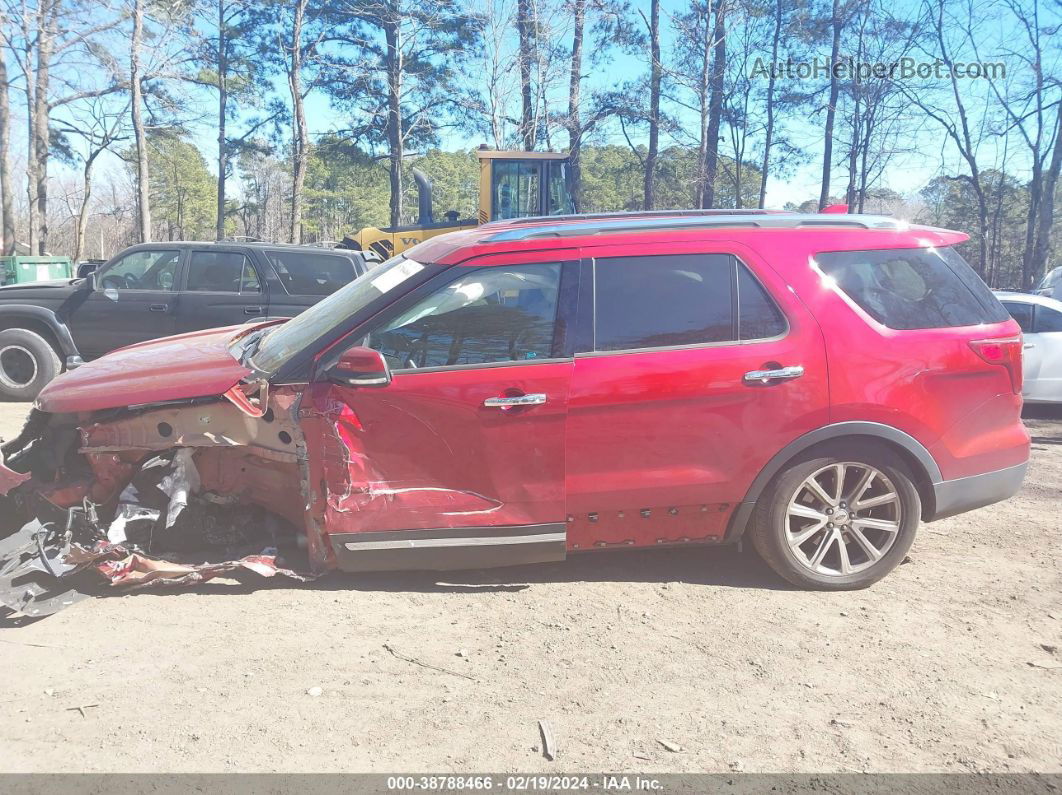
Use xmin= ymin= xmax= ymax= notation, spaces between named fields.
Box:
xmin=749 ymin=442 xmax=921 ymax=590
xmin=0 ymin=328 xmax=61 ymax=401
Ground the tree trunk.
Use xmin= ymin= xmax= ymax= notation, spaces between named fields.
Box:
xmin=516 ymin=0 xmax=534 ymax=150
xmin=701 ymin=0 xmax=726 ymax=209
xmin=819 ymin=0 xmax=842 ymax=210
xmin=385 ymin=19 xmax=403 ymax=228
xmin=22 ymin=5 xmax=38 ymax=254
xmin=73 ymin=150 xmax=99 ymax=264
xmin=215 ymin=0 xmax=228 ymax=240
xmin=131 ymin=0 xmax=151 ymax=242
xmin=288 ymin=0 xmax=309 ymax=244
xmin=567 ymin=0 xmax=585 ymax=211
xmin=32 ymin=0 xmax=56 ymax=254
xmin=0 ymin=45 xmax=14 ymax=255
xmin=758 ymin=0 xmax=781 ymax=209
xmin=1030 ymin=101 xmax=1062 ymax=290
xmin=643 ymin=0 xmax=661 ymax=210
xmin=694 ymin=3 xmax=710 ymax=208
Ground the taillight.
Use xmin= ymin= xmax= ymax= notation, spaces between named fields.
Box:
xmin=969 ymin=337 xmax=1023 ymax=394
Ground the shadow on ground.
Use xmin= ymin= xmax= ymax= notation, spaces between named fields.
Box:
xmin=1 ymin=544 xmax=791 ymax=625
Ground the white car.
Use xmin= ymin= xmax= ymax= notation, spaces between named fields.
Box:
xmin=996 ymin=291 xmax=1062 ymax=404
xmin=1035 ymin=266 xmax=1062 ymax=300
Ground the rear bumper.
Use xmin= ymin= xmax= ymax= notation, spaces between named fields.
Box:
xmin=928 ymin=461 xmax=1028 ymax=521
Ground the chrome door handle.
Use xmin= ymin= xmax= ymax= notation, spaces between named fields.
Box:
xmin=483 ymin=393 xmax=547 ymax=408
xmin=744 ymin=365 xmax=804 ymax=384
xmin=1024 ymin=343 xmax=1035 ymax=349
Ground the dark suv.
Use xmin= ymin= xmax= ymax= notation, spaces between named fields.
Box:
xmin=0 ymin=242 xmax=369 ymax=399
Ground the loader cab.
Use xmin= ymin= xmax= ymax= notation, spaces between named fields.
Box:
xmin=477 ymin=148 xmax=574 ymax=223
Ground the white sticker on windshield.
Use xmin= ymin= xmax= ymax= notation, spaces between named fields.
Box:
xmin=370 ymin=259 xmax=424 ymax=294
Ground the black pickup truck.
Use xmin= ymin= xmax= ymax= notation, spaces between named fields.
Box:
xmin=0 ymin=241 xmax=371 ymax=400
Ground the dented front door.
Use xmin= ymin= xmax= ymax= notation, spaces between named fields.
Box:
xmin=304 ymin=260 xmax=574 ymax=572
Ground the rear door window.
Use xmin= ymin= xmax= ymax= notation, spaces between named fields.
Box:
xmin=815 ymin=246 xmax=1009 ymax=329
xmin=592 ymin=254 xmax=785 ymax=352
xmin=186 ymin=251 xmax=260 ymax=293
xmin=266 ymin=250 xmax=357 ymax=296
xmin=1001 ymin=301 xmax=1034 ymax=333
xmin=1034 ymin=305 xmax=1062 ymax=333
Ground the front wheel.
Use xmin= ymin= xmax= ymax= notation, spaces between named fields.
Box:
xmin=749 ymin=444 xmax=921 ymax=590
xmin=0 ymin=328 xmax=62 ymax=401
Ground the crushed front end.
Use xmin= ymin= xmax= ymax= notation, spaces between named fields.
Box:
xmin=0 ymin=384 xmax=320 ymax=617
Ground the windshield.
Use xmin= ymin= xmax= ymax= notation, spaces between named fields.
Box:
xmin=250 ymin=255 xmax=426 ymax=373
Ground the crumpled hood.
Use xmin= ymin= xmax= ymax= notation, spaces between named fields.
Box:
xmin=36 ymin=325 xmax=256 ymax=413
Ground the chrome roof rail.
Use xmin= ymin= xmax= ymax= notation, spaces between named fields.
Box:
xmin=479 ymin=208 xmax=786 ymax=229
xmin=483 ymin=213 xmax=902 ymax=242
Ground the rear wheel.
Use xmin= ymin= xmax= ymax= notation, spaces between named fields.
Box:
xmin=0 ymin=328 xmax=61 ymax=401
xmin=749 ymin=444 xmax=921 ymax=590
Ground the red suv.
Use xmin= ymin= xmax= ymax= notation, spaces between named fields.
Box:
xmin=0 ymin=211 xmax=1030 ymax=592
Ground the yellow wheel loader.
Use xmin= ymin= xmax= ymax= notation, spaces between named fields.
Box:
xmin=341 ymin=148 xmax=574 ymax=261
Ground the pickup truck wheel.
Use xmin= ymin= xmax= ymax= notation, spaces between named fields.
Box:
xmin=0 ymin=328 xmax=61 ymax=401
xmin=749 ymin=444 xmax=921 ymax=590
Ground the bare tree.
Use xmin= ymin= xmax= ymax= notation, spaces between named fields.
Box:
xmin=642 ymin=0 xmax=660 ymax=209
xmin=818 ymin=0 xmax=843 ymax=210
xmin=56 ymin=96 xmax=129 ymax=261
xmin=285 ymin=0 xmax=311 ymax=243
xmin=701 ymin=0 xmax=725 ymax=208
xmin=970 ymin=0 xmax=1062 ymax=288
xmin=130 ymin=0 xmax=151 ymax=241
xmin=0 ymin=17 xmax=14 ymax=254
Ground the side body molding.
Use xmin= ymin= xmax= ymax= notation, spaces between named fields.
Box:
xmin=724 ymin=421 xmax=942 ymax=542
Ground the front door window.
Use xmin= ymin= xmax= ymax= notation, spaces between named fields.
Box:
xmin=367 ymin=263 xmax=562 ymax=370
xmin=98 ymin=250 xmax=179 ymax=292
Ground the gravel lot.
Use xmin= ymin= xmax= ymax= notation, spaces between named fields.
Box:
xmin=1 ymin=398 xmax=1059 ymax=774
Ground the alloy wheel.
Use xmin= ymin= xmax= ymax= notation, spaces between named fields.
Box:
xmin=785 ymin=461 xmax=902 ymax=576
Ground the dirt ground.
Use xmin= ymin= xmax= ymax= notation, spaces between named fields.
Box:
xmin=0 ymin=398 xmax=1059 ymax=774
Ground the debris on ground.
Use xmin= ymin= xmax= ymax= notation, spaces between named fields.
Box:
xmin=538 ymin=719 xmax=556 ymax=761
xmin=0 ymin=448 xmax=314 ymax=618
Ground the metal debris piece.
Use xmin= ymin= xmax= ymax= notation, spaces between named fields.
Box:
xmin=538 ymin=719 xmax=556 ymax=761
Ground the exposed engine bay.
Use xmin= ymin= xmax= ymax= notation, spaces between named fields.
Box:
xmin=0 ymin=385 xmax=317 ymax=618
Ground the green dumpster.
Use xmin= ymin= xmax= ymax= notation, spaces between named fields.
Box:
xmin=0 ymin=256 xmax=74 ymax=286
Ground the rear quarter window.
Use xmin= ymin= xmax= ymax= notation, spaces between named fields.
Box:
xmin=266 ymin=250 xmax=357 ymax=296
xmin=815 ymin=246 xmax=1009 ymax=330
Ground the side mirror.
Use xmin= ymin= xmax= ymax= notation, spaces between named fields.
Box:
xmin=327 ymin=346 xmax=391 ymax=387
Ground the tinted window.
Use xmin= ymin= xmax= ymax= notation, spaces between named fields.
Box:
xmin=267 ymin=251 xmax=356 ymax=296
xmin=1002 ymin=301 xmax=1034 ymax=333
xmin=738 ymin=265 xmax=786 ymax=339
xmin=816 ymin=247 xmax=1009 ymax=330
xmin=1034 ymin=305 xmax=1062 ymax=333
xmin=99 ymin=249 xmax=178 ymax=291
xmin=367 ymin=263 xmax=560 ymax=370
xmin=186 ymin=251 xmax=259 ymax=293
xmin=594 ymin=254 xmax=734 ymax=351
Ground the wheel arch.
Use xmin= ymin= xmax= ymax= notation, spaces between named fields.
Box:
xmin=0 ymin=305 xmax=79 ymax=360
xmin=724 ymin=422 xmax=941 ymax=542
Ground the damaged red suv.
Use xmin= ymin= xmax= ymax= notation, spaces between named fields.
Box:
xmin=0 ymin=210 xmax=1030 ymax=608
